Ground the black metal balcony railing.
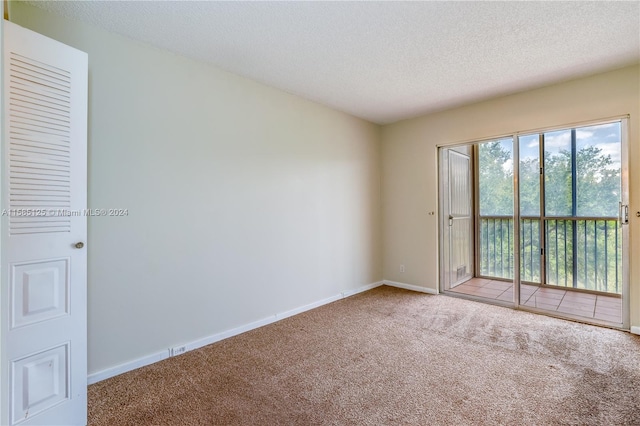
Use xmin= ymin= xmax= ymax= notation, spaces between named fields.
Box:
xmin=479 ymin=216 xmax=513 ymax=280
xmin=479 ymin=216 xmax=622 ymax=294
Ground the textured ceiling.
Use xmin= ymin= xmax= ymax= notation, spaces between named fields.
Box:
xmin=25 ymin=1 xmax=640 ymax=124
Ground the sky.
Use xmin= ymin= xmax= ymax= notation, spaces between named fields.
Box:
xmin=488 ymin=121 xmax=622 ymax=173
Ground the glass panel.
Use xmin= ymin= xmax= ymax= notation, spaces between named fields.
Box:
xmin=518 ymin=135 xmax=541 ymax=284
xmin=478 ymin=138 xmax=514 ymax=281
xmin=479 ymin=217 xmax=514 ymax=279
xmin=478 ymin=138 xmax=514 ymax=216
xmin=575 ymin=219 xmax=622 ymax=293
xmin=545 ymin=219 xmax=574 ymax=287
xmin=544 ymin=219 xmax=622 ymax=294
xmin=575 ymin=123 xmax=621 ymax=217
xmin=543 ymin=130 xmax=572 ymax=216
xmin=520 ymin=218 xmax=540 ymax=283
xmin=518 ymin=134 xmax=540 ymax=216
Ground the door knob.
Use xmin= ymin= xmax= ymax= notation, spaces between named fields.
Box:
xmin=75 ymin=242 xmax=84 ymax=249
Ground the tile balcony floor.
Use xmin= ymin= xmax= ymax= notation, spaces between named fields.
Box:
xmin=449 ymin=278 xmax=622 ymax=324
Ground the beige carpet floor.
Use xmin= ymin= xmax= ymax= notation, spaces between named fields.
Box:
xmin=88 ymin=286 xmax=640 ymax=425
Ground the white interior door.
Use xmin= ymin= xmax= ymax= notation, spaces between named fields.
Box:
xmin=2 ymin=21 xmax=88 ymax=425
xmin=440 ymin=147 xmax=474 ymax=291
xmin=447 ymin=150 xmax=473 ymax=287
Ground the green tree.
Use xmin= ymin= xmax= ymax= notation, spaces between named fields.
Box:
xmin=519 ymin=156 xmax=540 ymax=216
xmin=478 ymin=141 xmax=513 ymax=215
xmin=576 ymin=145 xmax=620 ymax=217
xmin=544 ymin=150 xmax=572 ymax=216
xmin=544 ymin=146 xmax=620 ymax=217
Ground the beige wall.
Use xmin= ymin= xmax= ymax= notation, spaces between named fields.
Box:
xmin=9 ymin=2 xmax=382 ymax=375
xmin=382 ymin=65 xmax=640 ymax=326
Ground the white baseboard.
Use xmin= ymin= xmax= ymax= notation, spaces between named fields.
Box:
xmin=87 ymin=350 xmax=169 ymax=385
xmin=383 ymin=280 xmax=438 ymax=295
xmin=88 ymin=280 xmax=383 ymax=385
xmin=341 ymin=281 xmax=384 ymax=298
xmin=630 ymin=326 xmax=640 ymax=336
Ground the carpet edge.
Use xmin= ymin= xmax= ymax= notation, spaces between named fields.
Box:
xmin=87 ymin=280 xmax=384 ymax=385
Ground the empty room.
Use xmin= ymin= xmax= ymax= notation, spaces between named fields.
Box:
xmin=1 ymin=1 xmax=639 ymax=425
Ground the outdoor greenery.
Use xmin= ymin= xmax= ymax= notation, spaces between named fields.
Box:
xmin=478 ymin=127 xmax=622 ymax=294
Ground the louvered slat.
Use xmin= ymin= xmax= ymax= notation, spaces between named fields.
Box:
xmin=10 ymin=132 xmax=70 ymax=149
xmin=9 ymin=63 xmax=71 ymax=88
xmin=8 ymin=53 xmax=72 ymax=234
xmin=9 ymin=82 xmax=70 ymax=106
xmin=10 ymin=111 xmax=71 ymax=132
xmin=10 ymin=99 xmax=70 ymax=121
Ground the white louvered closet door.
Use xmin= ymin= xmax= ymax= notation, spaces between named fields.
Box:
xmin=2 ymin=21 xmax=88 ymax=426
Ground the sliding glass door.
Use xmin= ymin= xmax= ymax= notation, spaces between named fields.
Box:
xmin=517 ymin=120 xmax=628 ymax=325
xmin=440 ymin=118 xmax=629 ymax=327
